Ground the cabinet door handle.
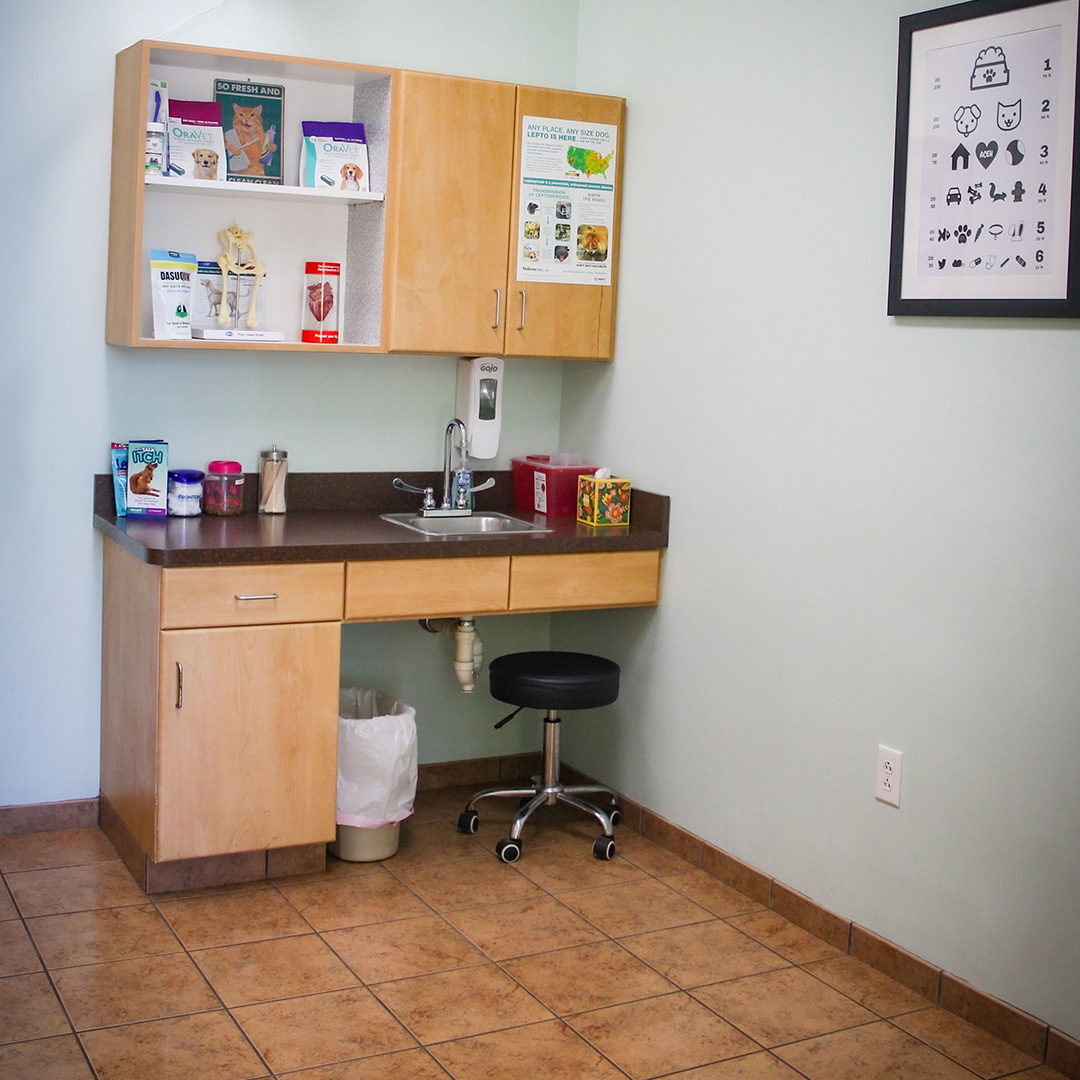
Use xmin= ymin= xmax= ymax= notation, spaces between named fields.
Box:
xmin=175 ymin=662 xmax=183 ymax=709
xmin=518 ymin=289 xmax=527 ymax=331
xmin=491 ymin=288 xmax=501 ymax=329
xmin=234 ymin=593 xmax=279 ymax=601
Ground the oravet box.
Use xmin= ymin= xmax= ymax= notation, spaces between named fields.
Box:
xmin=125 ymin=440 xmax=168 ymax=517
xmin=577 ymin=474 xmax=631 ymax=526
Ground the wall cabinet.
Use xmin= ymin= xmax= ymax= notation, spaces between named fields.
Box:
xmin=106 ymin=41 xmax=623 ymax=359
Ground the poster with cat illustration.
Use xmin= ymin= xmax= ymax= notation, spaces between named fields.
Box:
xmin=214 ymin=80 xmax=284 ymax=185
xmin=889 ymin=0 xmax=1080 ymax=315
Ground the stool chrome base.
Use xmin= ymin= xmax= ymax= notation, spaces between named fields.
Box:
xmin=457 ymin=709 xmax=621 ymax=862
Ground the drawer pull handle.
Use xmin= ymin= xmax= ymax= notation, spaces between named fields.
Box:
xmin=234 ymin=593 xmax=279 ymax=601
xmin=517 ymin=289 xmax=527 ymax=331
xmin=491 ymin=288 xmax=501 ymax=329
xmin=175 ymin=663 xmax=183 ymax=709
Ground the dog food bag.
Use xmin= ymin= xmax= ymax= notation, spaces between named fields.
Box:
xmin=166 ymin=100 xmax=226 ymax=182
xmin=149 ymin=250 xmax=196 ymax=339
xmin=126 ymin=441 xmax=168 ymax=518
xmin=299 ymin=122 xmax=369 ymax=192
xmin=301 ymin=262 xmax=340 ymax=343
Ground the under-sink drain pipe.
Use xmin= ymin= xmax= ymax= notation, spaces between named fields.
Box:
xmin=419 ymin=617 xmax=484 ymax=693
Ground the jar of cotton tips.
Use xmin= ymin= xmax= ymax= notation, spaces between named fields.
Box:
xmin=258 ymin=445 xmax=288 ymax=514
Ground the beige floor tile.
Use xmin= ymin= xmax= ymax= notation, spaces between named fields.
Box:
xmin=621 ymin=920 xmax=790 ymax=989
xmin=665 ymin=1052 xmax=808 ymax=1079
xmin=0 ymin=971 xmax=71 ymax=1044
xmin=512 ymin=843 xmax=648 ymax=893
xmin=0 ymin=881 xmax=17 ymax=920
xmin=158 ymin=887 xmax=312 ymax=949
xmin=894 ymin=1007 xmax=1041 ymax=1078
xmin=661 ymin=870 xmax=765 ymax=918
xmin=6 ymin=863 xmax=147 ymax=918
xmin=726 ymin=911 xmax=843 ymax=964
xmin=233 ymin=986 xmax=416 ymax=1073
xmin=274 ymin=853 xmax=388 ymax=885
xmin=0 ymin=1033 xmax=95 ymax=1079
xmin=472 ymin=812 xmax=591 ymax=853
xmin=279 ymin=1046 xmax=450 ymax=1079
xmin=614 ymin=832 xmax=701 ymax=876
xmin=0 ymin=829 xmax=119 ymax=873
xmin=1013 ymin=1068 xmax=1070 ymax=1079
xmin=775 ymin=1020 xmax=979 ymax=1080
xmin=804 ymin=954 xmax=934 ymax=1018
xmin=693 ymin=967 xmax=876 ymax=1047
xmin=192 ymin=933 xmax=361 ymax=1007
xmin=393 ymin=856 xmax=544 ymax=913
xmin=0 ymin=919 xmax=42 ymax=976
xmin=27 ymin=904 xmax=182 ymax=969
xmin=431 ymin=1018 xmax=626 ymax=1080
xmin=445 ymin=894 xmax=605 ymax=959
xmin=568 ymin=991 xmax=760 ymax=1079
xmin=557 ymin=877 xmax=715 ymax=937
xmin=280 ymin=873 xmax=433 ymax=931
xmin=80 ymin=1010 xmax=267 ymax=1080
xmin=323 ymin=915 xmax=485 ymax=983
xmin=371 ymin=962 xmax=552 ymax=1043
xmin=52 ymin=952 xmax=219 ymax=1030
xmin=503 ymin=939 xmax=677 ymax=1015
xmin=385 ymin=819 xmax=490 ymax=868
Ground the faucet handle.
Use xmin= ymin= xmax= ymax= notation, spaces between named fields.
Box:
xmin=393 ymin=478 xmax=437 ymax=509
xmin=466 ymin=477 xmax=495 ymax=495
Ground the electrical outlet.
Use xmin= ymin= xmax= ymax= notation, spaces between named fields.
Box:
xmin=876 ymin=745 xmax=903 ymax=807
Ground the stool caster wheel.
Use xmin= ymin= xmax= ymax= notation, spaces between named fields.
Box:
xmin=593 ymin=836 xmax=616 ymax=861
xmin=606 ymin=803 xmax=622 ymax=827
xmin=495 ymin=838 xmax=522 ymax=863
xmin=457 ymin=810 xmax=479 ymax=834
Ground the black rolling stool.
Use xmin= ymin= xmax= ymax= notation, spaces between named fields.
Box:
xmin=457 ymin=651 xmax=622 ymax=862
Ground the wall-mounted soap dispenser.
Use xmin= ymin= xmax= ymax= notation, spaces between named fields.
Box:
xmin=455 ymin=357 xmax=504 ymax=459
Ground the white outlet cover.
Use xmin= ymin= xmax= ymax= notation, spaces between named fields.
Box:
xmin=876 ymin=745 xmax=903 ymax=807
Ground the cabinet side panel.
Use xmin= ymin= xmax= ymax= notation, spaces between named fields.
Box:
xmin=100 ymin=538 xmax=161 ymax=853
xmin=105 ymin=43 xmax=149 ymax=346
xmin=383 ymin=72 xmax=516 ymax=355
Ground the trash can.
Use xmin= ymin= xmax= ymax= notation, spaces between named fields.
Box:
xmin=329 ymin=688 xmax=418 ymax=861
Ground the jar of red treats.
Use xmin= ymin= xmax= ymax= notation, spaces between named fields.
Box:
xmin=203 ymin=460 xmax=245 ymax=516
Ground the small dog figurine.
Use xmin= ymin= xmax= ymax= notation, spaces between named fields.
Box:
xmin=340 ymin=162 xmax=363 ymax=191
xmin=192 ymin=149 xmax=219 ymax=180
xmin=129 ymin=463 xmax=159 ymax=497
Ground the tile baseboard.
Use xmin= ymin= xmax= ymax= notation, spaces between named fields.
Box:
xmin=0 ymin=797 xmax=99 ymax=835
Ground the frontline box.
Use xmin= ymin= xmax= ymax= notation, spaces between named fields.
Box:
xmin=125 ymin=440 xmax=168 ymax=517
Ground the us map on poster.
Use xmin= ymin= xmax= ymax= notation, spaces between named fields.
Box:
xmin=516 ymin=116 xmax=617 ymax=285
xmin=902 ymin=0 xmax=1078 ymax=300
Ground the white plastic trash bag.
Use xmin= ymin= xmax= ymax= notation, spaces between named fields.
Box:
xmin=336 ymin=688 xmax=418 ymax=829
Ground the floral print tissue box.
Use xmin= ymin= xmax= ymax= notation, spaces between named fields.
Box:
xmin=577 ymin=475 xmax=631 ymax=526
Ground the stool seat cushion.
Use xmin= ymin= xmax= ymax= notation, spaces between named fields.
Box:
xmin=489 ymin=651 xmax=620 ymax=711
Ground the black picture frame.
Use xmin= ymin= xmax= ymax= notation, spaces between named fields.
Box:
xmin=888 ymin=0 xmax=1080 ymax=317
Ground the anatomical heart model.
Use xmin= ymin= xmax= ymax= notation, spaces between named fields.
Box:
xmin=301 ymin=261 xmax=341 ymax=343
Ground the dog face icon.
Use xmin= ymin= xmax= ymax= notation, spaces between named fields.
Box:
xmin=954 ymin=104 xmax=981 ymax=136
xmin=191 ymin=148 xmax=219 ymax=180
xmin=340 ymin=162 xmax=364 ymax=191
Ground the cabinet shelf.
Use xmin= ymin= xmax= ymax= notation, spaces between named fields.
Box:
xmin=145 ymin=173 xmax=385 ymax=205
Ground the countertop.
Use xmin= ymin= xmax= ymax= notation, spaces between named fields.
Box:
xmin=93 ymin=471 xmax=670 ymax=567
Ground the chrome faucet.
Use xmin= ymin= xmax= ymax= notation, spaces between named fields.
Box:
xmin=392 ymin=418 xmax=494 ymax=516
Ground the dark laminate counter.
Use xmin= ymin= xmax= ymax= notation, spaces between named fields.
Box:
xmin=93 ymin=471 xmax=670 ymax=567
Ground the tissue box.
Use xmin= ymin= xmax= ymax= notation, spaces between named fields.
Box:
xmin=577 ymin=475 xmax=631 ymax=526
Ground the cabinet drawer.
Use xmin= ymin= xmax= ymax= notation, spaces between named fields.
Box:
xmin=509 ymin=551 xmax=661 ymax=612
xmin=160 ymin=563 xmax=344 ymax=629
xmin=345 ymin=557 xmax=510 ymax=620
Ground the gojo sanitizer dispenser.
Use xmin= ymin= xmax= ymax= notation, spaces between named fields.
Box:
xmin=455 ymin=357 xmax=504 ymax=459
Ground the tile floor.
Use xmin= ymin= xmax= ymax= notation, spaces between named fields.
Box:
xmin=0 ymin=786 xmax=1068 ymax=1080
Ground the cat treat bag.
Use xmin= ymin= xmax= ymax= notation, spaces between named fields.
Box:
xmin=215 ymin=80 xmax=284 ymax=185
xmin=166 ymin=100 xmax=226 ymax=182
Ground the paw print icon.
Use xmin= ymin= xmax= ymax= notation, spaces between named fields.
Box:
xmin=955 ymin=224 xmax=973 ymax=243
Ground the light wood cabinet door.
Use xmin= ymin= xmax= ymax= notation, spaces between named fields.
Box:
xmin=503 ymin=86 xmax=624 ymax=360
xmin=345 ymin=557 xmax=510 ymax=620
xmin=156 ymin=622 xmax=340 ymax=861
xmin=509 ymin=551 xmax=660 ymax=612
xmin=384 ymin=71 xmax=517 ymax=355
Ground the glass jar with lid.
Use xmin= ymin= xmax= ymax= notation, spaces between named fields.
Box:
xmin=167 ymin=469 xmax=204 ymax=516
xmin=203 ymin=460 xmax=245 ymax=516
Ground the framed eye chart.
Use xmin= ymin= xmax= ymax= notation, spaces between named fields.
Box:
xmin=888 ymin=0 xmax=1080 ymax=316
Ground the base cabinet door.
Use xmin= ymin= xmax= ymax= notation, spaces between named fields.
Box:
xmin=156 ymin=622 xmax=340 ymax=861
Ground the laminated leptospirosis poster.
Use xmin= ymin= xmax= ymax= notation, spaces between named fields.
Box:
xmin=515 ymin=116 xmax=617 ymax=285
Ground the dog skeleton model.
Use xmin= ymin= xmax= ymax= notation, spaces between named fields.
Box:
xmin=216 ymin=221 xmax=266 ymax=328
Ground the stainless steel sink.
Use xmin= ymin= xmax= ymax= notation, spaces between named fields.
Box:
xmin=381 ymin=511 xmax=551 ymax=536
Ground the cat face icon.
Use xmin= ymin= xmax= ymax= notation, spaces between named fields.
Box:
xmin=954 ymin=104 xmax=981 ymax=136
xmin=997 ymin=100 xmax=1021 ymax=130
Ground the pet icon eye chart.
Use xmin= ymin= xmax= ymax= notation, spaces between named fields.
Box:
xmin=889 ymin=0 xmax=1080 ymax=316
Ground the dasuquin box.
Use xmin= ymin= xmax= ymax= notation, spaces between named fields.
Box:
xmin=125 ymin=440 xmax=168 ymax=517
